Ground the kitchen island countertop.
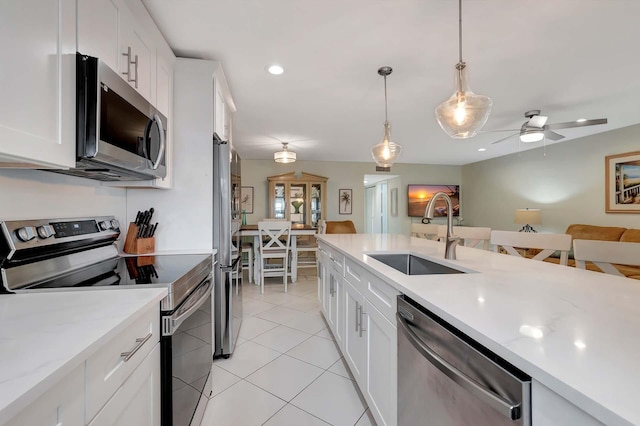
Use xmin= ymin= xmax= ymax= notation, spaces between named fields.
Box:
xmin=0 ymin=288 xmax=167 ymax=422
xmin=317 ymin=233 xmax=640 ymax=426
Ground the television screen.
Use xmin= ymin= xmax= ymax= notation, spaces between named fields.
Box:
xmin=407 ymin=184 xmax=460 ymax=217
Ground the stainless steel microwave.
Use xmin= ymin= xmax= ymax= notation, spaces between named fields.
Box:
xmin=51 ymin=53 xmax=167 ymax=181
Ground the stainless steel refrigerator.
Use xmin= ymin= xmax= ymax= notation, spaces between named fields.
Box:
xmin=213 ymin=133 xmax=243 ymax=358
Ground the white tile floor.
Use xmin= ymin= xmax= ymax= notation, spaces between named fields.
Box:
xmin=202 ymin=272 xmax=376 ymax=426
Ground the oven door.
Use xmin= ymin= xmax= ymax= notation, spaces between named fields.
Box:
xmin=161 ymin=277 xmax=213 ymax=426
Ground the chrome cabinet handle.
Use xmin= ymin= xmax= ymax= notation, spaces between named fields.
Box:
xmin=397 ymin=313 xmax=522 ymax=420
xmin=121 ymin=332 xmax=152 ymax=362
xmin=122 ymin=46 xmax=133 ymax=82
xmin=355 ymin=301 xmax=360 ymax=332
xmin=359 ymin=305 xmax=366 ymax=338
xmin=132 ymin=54 xmax=139 ymax=88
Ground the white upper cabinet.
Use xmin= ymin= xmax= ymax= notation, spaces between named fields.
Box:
xmin=0 ymin=0 xmax=76 ymax=168
xmin=78 ymin=0 xmax=155 ymax=102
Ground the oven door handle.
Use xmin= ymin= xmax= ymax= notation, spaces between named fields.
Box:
xmin=149 ymin=113 xmax=166 ymax=170
xmin=162 ymin=279 xmax=212 ymax=336
xmin=397 ymin=312 xmax=522 ymax=420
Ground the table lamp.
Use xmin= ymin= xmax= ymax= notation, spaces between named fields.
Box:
xmin=514 ymin=208 xmax=541 ymax=233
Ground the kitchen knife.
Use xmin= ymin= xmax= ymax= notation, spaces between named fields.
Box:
xmin=135 ymin=211 xmax=141 ymax=225
xmin=150 ymin=223 xmax=158 ymax=237
xmin=145 ymin=208 xmax=154 ymax=225
xmin=137 ymin=224 xmax=146 ymax=238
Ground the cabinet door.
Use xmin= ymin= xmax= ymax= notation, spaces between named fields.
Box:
xmin=118 ymin=10 xmax=153 ymax=101
xmin=77 ymin=0 xmax=121 ymax=72
xmin=343 ymin=279 xmax=367 ymax=386
xmin=317 ymin=250 xmax=327 ymax=311
xmin=364 ymin=300 xmax=397 ymax=426
xmin=5 ymin=364 xmax=84 ymax=426
xmin=88 ymin=343 xmax=161 ymax=426
xmin=332 ymin=267 xmax=344 ymax=349
xmin=0 ymin=0 xmax=76 ymax=168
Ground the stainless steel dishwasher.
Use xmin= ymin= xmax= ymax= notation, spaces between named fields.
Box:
xmin=397 ymin=296 xmax=531 ymax=426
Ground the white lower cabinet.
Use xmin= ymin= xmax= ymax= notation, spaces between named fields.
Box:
xmin=364 ymin=299 xmax=397 ymax=426
xmin=532 ymin=379 xmax=604 ymax=425
xmin=5 ymin=365 xmax=85 ymax=426
xmin=317 ymin=242 xmax=398 ymax=426
xmin=88 ymin=344 xmax=161 ymax=426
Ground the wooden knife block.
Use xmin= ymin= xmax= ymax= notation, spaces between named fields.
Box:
xmin=123 ymin=223 xmax=155 ymax=255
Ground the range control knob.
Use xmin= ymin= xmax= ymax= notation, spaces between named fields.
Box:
xmin=36 ymin=225 xmax=55 ymax=239
xmin=99 ymin=220 xmax=112 ymax=231
xmin=16 ymin=227 xmax=36 ymax=242
xmin=110 ymin=219 xmax=120 ymax=230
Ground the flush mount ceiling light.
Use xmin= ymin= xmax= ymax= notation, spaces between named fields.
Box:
xmin=371 ymin=66 xmax=402 ymax=168
xmin=266 ymin=64 xmax=284 ymax=75
xmin=435 ymin=0 xmax=492 ymax=139
xmin=274 ymin=142 xmax=296 ymax=163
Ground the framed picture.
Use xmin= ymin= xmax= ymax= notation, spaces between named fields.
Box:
xmin=407 ymin=184 xmax=460 ymax=217
xmin=605 ymin=151 xmax=640 ymax=213
xmin=241 ymin=186 xmax=254 ymax=214
xmin=339 ymin=189 xmax=352 ymax=215
xmin=390 ymin=188 xmax=398 ymax=217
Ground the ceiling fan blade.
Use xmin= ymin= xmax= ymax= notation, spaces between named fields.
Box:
xmin=528 ymin=115 xmax=548 ymax=128
xmin=491 ymin=133 xmax=518 ymax=144
xmin=545 ymin=118 xmax=608 ymax=130
xmin=544 ymin=130 xmax=564 ymax=141
xmin=478 ymin=129 xmax=521 ymax=134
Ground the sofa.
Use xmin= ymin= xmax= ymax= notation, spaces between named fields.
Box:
xmin=546 ymin=224 xmax=640 ymax=279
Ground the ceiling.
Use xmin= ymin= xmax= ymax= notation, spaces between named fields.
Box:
xmin=142 ymin=0 xmax=640 ymax=166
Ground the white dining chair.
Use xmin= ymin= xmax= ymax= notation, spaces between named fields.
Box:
xmin=437 ymin=226 xmax=492 ymax=250
xmin=258 ymin=220 xmax=292 ymax=293
xmin=490 ymin=230 xmax=572 ymax=266
xmin=411 ymin=223 xmax=441 ymax=241
xmin=573 ymin=240 xmax=640 ymax=277
xmin=241 ymin=243 xmax=253 ymax=283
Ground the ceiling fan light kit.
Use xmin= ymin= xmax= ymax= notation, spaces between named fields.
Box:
xmin=274 ymin=142 xmax=296 ymax=163
xmin=435 ymin=0 xmax=492 ymax=139
xmin=371 ymin=66 xmax=403 ymax=168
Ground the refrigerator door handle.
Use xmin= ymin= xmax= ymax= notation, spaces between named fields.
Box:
xmin=220 ymin=255 xmax=242 ymax=272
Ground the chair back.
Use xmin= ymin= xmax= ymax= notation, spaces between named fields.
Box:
xmin=573 ymin=240 xmax=640 ymax=276
xmin=410 ymin=223 xmax=440 ymax=241
xmin=258 ymin=221 xmax=292 ymax=254
xmin=325 ymin=220 xmax=356 ymax=234
xmin=438 ymin=226 xmax=491 ymax=250
xmin=490 ymin=230 xmax=572 ymax=265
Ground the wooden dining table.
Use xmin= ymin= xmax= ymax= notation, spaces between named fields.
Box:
xmin=239 ymin=224 xmax=317 ymax=284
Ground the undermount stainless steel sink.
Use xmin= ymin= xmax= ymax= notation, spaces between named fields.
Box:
xmin=368 ymin=253 xmax=466 ymax=275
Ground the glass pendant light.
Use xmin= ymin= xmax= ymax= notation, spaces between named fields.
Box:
xmin=371 ymin=66 xmax=402 ymax=167
xmin=435 ymin=0 xmax=492 ymax=139
xmin=274 ymin=142 xmax=296 ymax=163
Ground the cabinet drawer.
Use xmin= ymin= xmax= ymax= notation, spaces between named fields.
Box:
xmin=345 ymin=257 xmax=366 ymax=293
xmin=327 ymin=248 xmax=345 ymax=277
xmin=364 ymin=274 xmax=400 ymax=324
xmin=86 ymin=305 xmax=160 ymax=422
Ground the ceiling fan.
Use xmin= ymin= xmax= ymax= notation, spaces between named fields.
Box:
xmin=490 ymin=110 xmax=608 ymax=145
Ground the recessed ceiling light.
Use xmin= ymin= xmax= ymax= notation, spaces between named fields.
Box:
xmin=576 ymin=118 xmax=587 ymax=122
xmin=478 ymin=148 xmax=486 ymax=152
xmin=266 ymin=64 xmax=284 ymax=75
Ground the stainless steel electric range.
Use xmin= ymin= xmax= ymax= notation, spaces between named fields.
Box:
xmin=0 ymin=216 xmax=214 ymax=426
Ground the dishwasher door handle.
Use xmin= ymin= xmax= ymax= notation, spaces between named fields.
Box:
xmin=397 ymin=312 xmax=522 ymax=420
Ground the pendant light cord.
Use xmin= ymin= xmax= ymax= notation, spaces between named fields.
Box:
xmin=458 ymin=0 xmax=463 ymax=64
xmin=383 ymin=75 xmax=388 ymax=124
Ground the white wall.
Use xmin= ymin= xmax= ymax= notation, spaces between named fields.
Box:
xmin=0 ymin=169 xmax=126 ymax=230
xmin=461 ymin=123 xmax=640 ymax=233
xmin=242 ymin=160 xmax=462 ymax=234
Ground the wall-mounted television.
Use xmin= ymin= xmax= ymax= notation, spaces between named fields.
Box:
xmin=407 ymin=184 xmax=460 ymax=217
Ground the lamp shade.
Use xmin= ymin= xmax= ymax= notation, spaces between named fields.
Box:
xmin=274 ymin=143 xmax=296 ymax=163
xmin=514 ymin=208 xmax=541 ymax=225
xmin=435 ymin=64 xmax=492 ymax=139
xmin=371 ymin=122 xmax=402 ymax=167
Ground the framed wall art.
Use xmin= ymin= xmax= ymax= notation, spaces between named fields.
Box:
xmin=605 ymin=151 xmax=640 ymax=213
xmin=339 ymin=189 xmax=352 ymax=215
xmin=241 ymin=186 xmax=254 ymax=214
xmin=407 ymin=184 xmax=460 ymax=217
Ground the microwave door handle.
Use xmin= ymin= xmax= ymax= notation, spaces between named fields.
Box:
xmin=150 ymin=113 xmax=166 ymax=170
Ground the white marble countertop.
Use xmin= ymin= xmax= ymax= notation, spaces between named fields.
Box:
xmin=317 ymin=233 xmax=640 ymax=426
xmin=0 ymin=288 xmax=167 ymax=422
